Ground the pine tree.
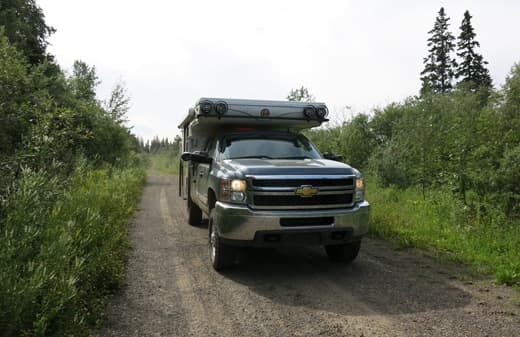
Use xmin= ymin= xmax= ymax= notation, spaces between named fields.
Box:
xmin=420 ymin=7 xmax=457 ymax=94
xmin=287 ymin=86 xmax=315 ymax=102
xmin=0 ymin=0 xmax=55 ymax=65
xmin=455 ymin=11 xmax=492 ymax=90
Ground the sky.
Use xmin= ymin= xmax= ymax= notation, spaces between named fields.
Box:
xmin=38 ymin=0 xmax=520 ymax=140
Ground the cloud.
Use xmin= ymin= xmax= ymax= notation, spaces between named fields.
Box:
xmin=39 ymin=0 xmax=520 ymax=140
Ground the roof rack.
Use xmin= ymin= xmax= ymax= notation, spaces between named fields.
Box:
xmin=178 ymin=98 xmax=329 ymax=132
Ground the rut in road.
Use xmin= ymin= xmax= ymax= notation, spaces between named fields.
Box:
xmin=99 ymin=174 xmax=520 ymax=337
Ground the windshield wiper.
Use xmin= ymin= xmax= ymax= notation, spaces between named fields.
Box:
xmin=231 ymin=155 xmax=274 ymax=159
xmin=278 ymin=156 xmax=313 ymax=159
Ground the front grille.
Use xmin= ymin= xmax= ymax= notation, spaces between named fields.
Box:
xmin=253 ymin=194 xmax=352 ymax=207
xmin=252 ymin=178 xmax=353 ymax=188
xmin=248 ymin=176 xmax=356 ymax=210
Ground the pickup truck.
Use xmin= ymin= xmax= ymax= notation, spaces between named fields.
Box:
xmin=179 ymin=98 xmax=370 ymax=270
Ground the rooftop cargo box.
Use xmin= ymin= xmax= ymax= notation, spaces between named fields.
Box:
xmin=178 ymin=98 xmax=329 ymax=136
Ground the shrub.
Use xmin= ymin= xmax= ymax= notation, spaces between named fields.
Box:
xmin=0 ymin=165 xmax=145 ymax=336
xmin=367 ymin=179 xmax=520 ymax=286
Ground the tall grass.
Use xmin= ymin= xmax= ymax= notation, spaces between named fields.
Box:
xmin=0 ymin=164 xmax=145 ymax=336
xmin=149 ymin=153 xmax=179 ymax=174
xmin=367 ymin=177 xmax=520 ymax=286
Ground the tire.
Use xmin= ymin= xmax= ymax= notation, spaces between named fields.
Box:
xmin=188 ymin=200 xmax=202 ymax=226
xmin=187 ymin=170 xmax=202 ymax=226
xmin=325 ymin=241 xmax=361 ymax=263
xmin=208 ymin=209 xmax=235 ymax=270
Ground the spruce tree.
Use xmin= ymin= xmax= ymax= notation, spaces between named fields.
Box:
xmin=287 ymin=86 xmax=315 ymax=102
xmin=0 ymin=0 xmax=55 ymax=65
xmin=420 ymin=7 xmax=457 ymax=94
xmin=455 ymin=10 xmax=492 ymax=90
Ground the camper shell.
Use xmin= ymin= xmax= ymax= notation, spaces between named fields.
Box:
xmin=178 ymin=97 xmax=328 ymax=153
xmin=179 ymin=98 xmax=370 ymax=270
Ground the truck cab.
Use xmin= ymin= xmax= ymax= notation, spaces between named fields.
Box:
xmin=179 ymin=98 xmax=370 ymax=270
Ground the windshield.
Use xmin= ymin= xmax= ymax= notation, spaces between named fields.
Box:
xmin=221 ymin=133 xmax=321 ymax=160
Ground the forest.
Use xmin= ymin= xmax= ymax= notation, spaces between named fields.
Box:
xmin=306 ymin=8 xmax=520 ymax=286
xmin=0 ymin=1 xmax=145 ymax=336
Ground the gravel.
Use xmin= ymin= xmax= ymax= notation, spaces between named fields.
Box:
xmin=98 ymin=174 xmax=520 ymax=337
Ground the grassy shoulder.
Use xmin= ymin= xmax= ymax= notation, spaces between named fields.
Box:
xmin=148 ymin=153 xmax=180 ymax=174
xmin=366 ymin=176 xmax=520 ymax=286
xmin=0 ymin=163 xmax=146 ymax=336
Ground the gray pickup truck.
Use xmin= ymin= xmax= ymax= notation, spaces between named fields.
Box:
xmin=179 ymin=98 xmax=370 ymax=270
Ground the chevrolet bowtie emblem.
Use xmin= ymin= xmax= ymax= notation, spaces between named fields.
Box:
xmin=295 ymin=185 xmax=319 ymax=197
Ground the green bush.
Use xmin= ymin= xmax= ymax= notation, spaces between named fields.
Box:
xmin=306 ymin=114 xmax=375 ymax=169
xmin=496 ymin=144 xmax=520 ymax=216
xmin=367 ymin=178 xmax=520 ymax=286
xmin=0 ymin=164 xmax=145 ymax=336
xmin=367 ymin=142 xmax=413 ymax=187
xmin=1 ymin=7 xmax=147 ymax=336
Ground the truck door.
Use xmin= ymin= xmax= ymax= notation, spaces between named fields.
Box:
xmin=179 ymin=127 xmax=188 ymax=199
xmin=195 ymin=139 xmax=215 ymax=212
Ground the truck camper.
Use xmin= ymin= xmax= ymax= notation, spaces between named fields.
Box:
xmin=179 ymin=98 xmax=370 ymax=270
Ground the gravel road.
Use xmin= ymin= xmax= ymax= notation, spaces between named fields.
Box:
xmin=99 ymin=173 xmax=519 ymax=337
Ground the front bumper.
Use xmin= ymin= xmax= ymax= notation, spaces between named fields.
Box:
xmin=214 ymin=201 xmax=370 ymax=246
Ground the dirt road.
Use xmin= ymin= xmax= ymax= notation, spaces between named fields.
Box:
xmin=99 ymin=173 xmax=519 ymax=337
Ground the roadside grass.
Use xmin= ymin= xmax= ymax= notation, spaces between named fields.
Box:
xmin=148 ymin=153 xmax=179 ymax=174
xmin=0 ymin=163 xmax=146 ymax=336
xmin=366 ymin=177 xmax=520 ymax=286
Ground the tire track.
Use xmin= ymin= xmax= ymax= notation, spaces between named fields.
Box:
xmin=100 ymin=173 xmax=520 ymax=337
xmin=159 ymin=184 xmax=219 ymax=336
xmin=165 ymin=176 xmax=280 ymax=337
xmin=165 ymin=175 xmax=401 ymax=337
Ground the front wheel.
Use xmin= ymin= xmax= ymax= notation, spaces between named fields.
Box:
xmin=325 ymin=241 xmax=361 ymax=263
xmin=209 ymin=209 xmax=235 ymax=270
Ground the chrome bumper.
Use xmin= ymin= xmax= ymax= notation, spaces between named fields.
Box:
xmin=214 ymin=201 xmax=370 ymax=242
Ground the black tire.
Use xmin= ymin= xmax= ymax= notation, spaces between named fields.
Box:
xmin=208 ymin=209 xmax=235 ymax=270
xmin=325 ymin=241 xmax=361 ymax=263
xmin=187 ymin=170 xmax=202 ymax=226
xmin=188 ymin=199 xmax=202 ymax=226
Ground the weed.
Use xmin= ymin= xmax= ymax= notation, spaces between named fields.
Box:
xmin=0 ymin=165 xmax=145 ymax=336
xmin=366 ymin=176 xmax=520 ymax=286
xmin=148 ymin=153 xmax=179 ymax=174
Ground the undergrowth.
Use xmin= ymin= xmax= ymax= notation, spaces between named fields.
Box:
xmin=367 ymin=177 xmax=520 ymax=286
xmin=0 ymin=164 xmax=146 ymax=336
xmin=148 ymin=153 xmax=179 ymax=174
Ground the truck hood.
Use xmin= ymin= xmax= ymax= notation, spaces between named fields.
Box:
xmin=220 ymin=158 xmax=356 ymax=177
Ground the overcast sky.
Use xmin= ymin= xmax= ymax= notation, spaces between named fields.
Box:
xmin=38 ymin=0 xmax=520 ymax=140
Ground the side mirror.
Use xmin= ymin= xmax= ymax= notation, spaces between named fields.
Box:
xmin=323 ymin=152 xmax=344 ymax=162
xmin=181 ymin=151 xmax=213 ymax=164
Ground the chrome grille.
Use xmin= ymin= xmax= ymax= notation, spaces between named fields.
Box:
xmin=252 ymin=178 xmax=354 ymax=188
xmin=247 ymin=175 xmax=355 ymax=210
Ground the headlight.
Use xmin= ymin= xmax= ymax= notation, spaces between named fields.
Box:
xmin=355 ymin=178 xmax=364 ymax=190
xmin=220 ymin=179 xmax=247 ymax=203
xmin=354 ymin=176 xmax=365 ymax=202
